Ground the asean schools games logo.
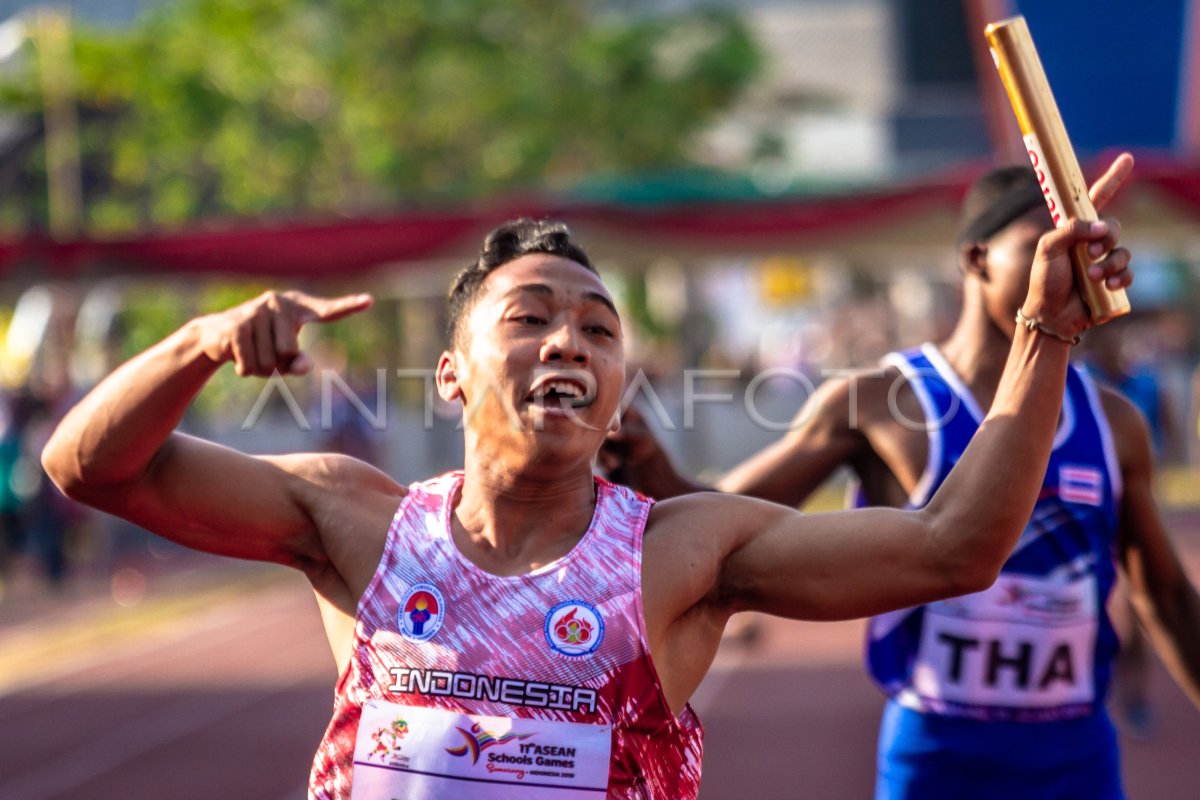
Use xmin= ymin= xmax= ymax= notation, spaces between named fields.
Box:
xmin=399 ymin=583 xmax=446 ymax=642
xmin=446 ymin=722 xmax=534 ymax=764
xmin=544 ymin=600 xmax=604 ymax=657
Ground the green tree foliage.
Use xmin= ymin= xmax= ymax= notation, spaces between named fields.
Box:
xmin=0 ymin=0 xmax=759 ymax=232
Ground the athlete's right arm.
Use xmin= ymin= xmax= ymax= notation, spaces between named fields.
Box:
xmin=714 ymin=377 xmax=874 ymax=505
xmin=40 ymin=290 xmax=398 ymax=583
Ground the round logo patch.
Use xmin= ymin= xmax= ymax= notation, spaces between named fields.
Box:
xmin=399 ymin=583 xmax=446 ymax=642
xmin=544 ymin=600 xmax=604 ymax=657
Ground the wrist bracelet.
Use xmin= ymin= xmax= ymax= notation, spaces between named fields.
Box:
xmin=1015 ymin=308 xmax=1080 ymax=346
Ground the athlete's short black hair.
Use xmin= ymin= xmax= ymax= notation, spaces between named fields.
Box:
xmin=446 ymin=218 xmax=596 ymax=347
xmin=956 ymin=165 xmax=1049 ymax=246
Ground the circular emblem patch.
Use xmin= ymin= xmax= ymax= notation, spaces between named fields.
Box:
xmin=399 ymin=583 xmax=446 ymax=642
xmin=544 ymin=600 xmax=604 ymax=657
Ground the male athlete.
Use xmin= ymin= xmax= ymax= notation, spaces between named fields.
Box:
xmin=43 ymin=170 xmax=1131 ymax=798
xmin=605 ymin=156 xmax=1199 ymax=798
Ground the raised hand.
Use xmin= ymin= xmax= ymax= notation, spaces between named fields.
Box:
xmin=1022 ymin=153 xmax=1134 ymax=341
xmin=196 ymin=290 xmax=374 ymax=377
xmin=1089 ymin=153 xmax=1135 ymax=213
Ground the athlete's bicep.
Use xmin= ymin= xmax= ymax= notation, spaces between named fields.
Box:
xmin=83 ymin=432 xmax=394 ymax=573
xmin=715 ymin=496 xmax=972 ymax=621
xmin=653 ymin=493 xmax=966 ymax=623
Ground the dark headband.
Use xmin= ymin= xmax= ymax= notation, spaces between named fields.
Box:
xmin=956 ymin=181 xmax=1047 ymax=246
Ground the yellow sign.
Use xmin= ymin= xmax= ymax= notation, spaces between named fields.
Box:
xmin=759 ymin=256 xmax=812 ymax=306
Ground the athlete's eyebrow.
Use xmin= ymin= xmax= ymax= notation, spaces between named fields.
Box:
xmin=501 ymin=283 xmax=554 ymax=301
xmin=501 ymin=284 xmax=620 ymax=320
xmin=583 ymin=291 xmax=620 ymax=321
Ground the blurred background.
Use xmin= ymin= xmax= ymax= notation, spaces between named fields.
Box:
xmin=0 ymin=1 xmax=1199 ymax=798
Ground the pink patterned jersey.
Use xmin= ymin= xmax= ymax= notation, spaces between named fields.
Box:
xmin=309 ymin=471 xmax=704 ymax=799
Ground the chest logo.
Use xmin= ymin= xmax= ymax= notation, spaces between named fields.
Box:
xmin=1058 ymin=465 xmax=1103 ymax=506
xmin=544 ymin=600 xmax=604 ymax=657
xmin=399 ymin=583 xmax=446 ymax=642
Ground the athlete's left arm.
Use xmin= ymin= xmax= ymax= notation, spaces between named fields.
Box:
xmin=1105 ymin=388 xmax=1200 ymax=708
xmin=653 ymin=324 xmax=1083 ymax=629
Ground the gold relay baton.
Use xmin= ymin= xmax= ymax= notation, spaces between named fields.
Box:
xmin=985 ymin=15 xmax=1130 ymax=322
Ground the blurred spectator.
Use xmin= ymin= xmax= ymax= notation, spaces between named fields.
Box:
xmin=0 ymin=387 xmax=22 ymax=583
xmin=22 ymin=359 xmax=79 ymax=587
xmin=309 ymin=341 xmax=383 ymax=468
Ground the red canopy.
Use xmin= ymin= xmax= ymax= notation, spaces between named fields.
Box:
xmin=3 ymin=160 xmax=1199 ymax=280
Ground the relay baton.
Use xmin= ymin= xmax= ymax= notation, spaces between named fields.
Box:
xmin=985 ymin=15 xmax=1131 ymax=322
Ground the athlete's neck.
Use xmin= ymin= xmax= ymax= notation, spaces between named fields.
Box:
xmin=937 ymin=297 xmax=1014 ymax=412
xmin=452 ymin=456 xmax=598 ymax=577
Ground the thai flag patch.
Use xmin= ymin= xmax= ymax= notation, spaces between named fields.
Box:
xmin=1059 ymin=465 xmax=1104 ymax=506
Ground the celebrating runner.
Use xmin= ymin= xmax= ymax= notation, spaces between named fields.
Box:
xmin=42 ymin=171 xmax=1132 ymax=798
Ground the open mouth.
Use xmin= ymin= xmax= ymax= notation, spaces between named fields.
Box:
xmin=527 ymin=372 xmax=596 ymax=409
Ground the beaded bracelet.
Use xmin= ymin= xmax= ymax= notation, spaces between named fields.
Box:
xmin=1015 ymin=308 xmax=1080 ymax=346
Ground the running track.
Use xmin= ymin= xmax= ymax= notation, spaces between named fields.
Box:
xmin=2 ymin=515 xmax=1198 ymax=800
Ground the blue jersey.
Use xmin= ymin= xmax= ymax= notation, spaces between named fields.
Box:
xmin=855 ymin=344 xmax=1125 ymax=799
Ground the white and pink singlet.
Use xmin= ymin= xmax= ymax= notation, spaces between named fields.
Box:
xmin=309 ymin=472 xmax=703 ymax=799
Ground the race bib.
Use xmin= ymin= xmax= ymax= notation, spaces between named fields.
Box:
xmin=912 ymin=573 xmax=1097 ymax=709
xmin=351 ymin=701 xmax=611 ymax=799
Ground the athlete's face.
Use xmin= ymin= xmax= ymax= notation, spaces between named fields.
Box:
xmin=973 ymin=207 xmax=1054 ymax=336
xmin=437 ymin=253 xmax=625 ymax=470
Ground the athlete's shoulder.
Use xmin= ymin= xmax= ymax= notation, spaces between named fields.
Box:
xmin=645 ymin=492 xmax=784 ymax=552
xmin=641 ymin=492 xmax=783 ymax=624
xmin=279 ymin=455 xmax=409 ymax=603
xmin=265 ymin=452 xmax=407 ymax=567
xmin=852 ymin=360 xmax=924 ymax=430
xmin=1094 ymin=385 xmax=1154 ymax=471
xmin=823 ymin=358 xmax=907 ymax=391
xmin=645 ymin=491 xmax=714 ymax=534
xmin=1094 ymin=382 xmax=1146 ymax=426
xmin=266 ymin=451 xmax=407 ymax=499
xmin=800 ymin=362 xmax=905 ymax=425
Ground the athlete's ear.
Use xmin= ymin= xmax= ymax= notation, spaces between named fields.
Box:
xmin=960 ymin=241 xmax=989 ymax=281
xmin=436 ymin=352 xmax=463 ymax=403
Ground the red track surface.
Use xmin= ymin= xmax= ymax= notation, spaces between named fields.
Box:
xmin=2 ymin=513 xmax=1198 ymax=800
